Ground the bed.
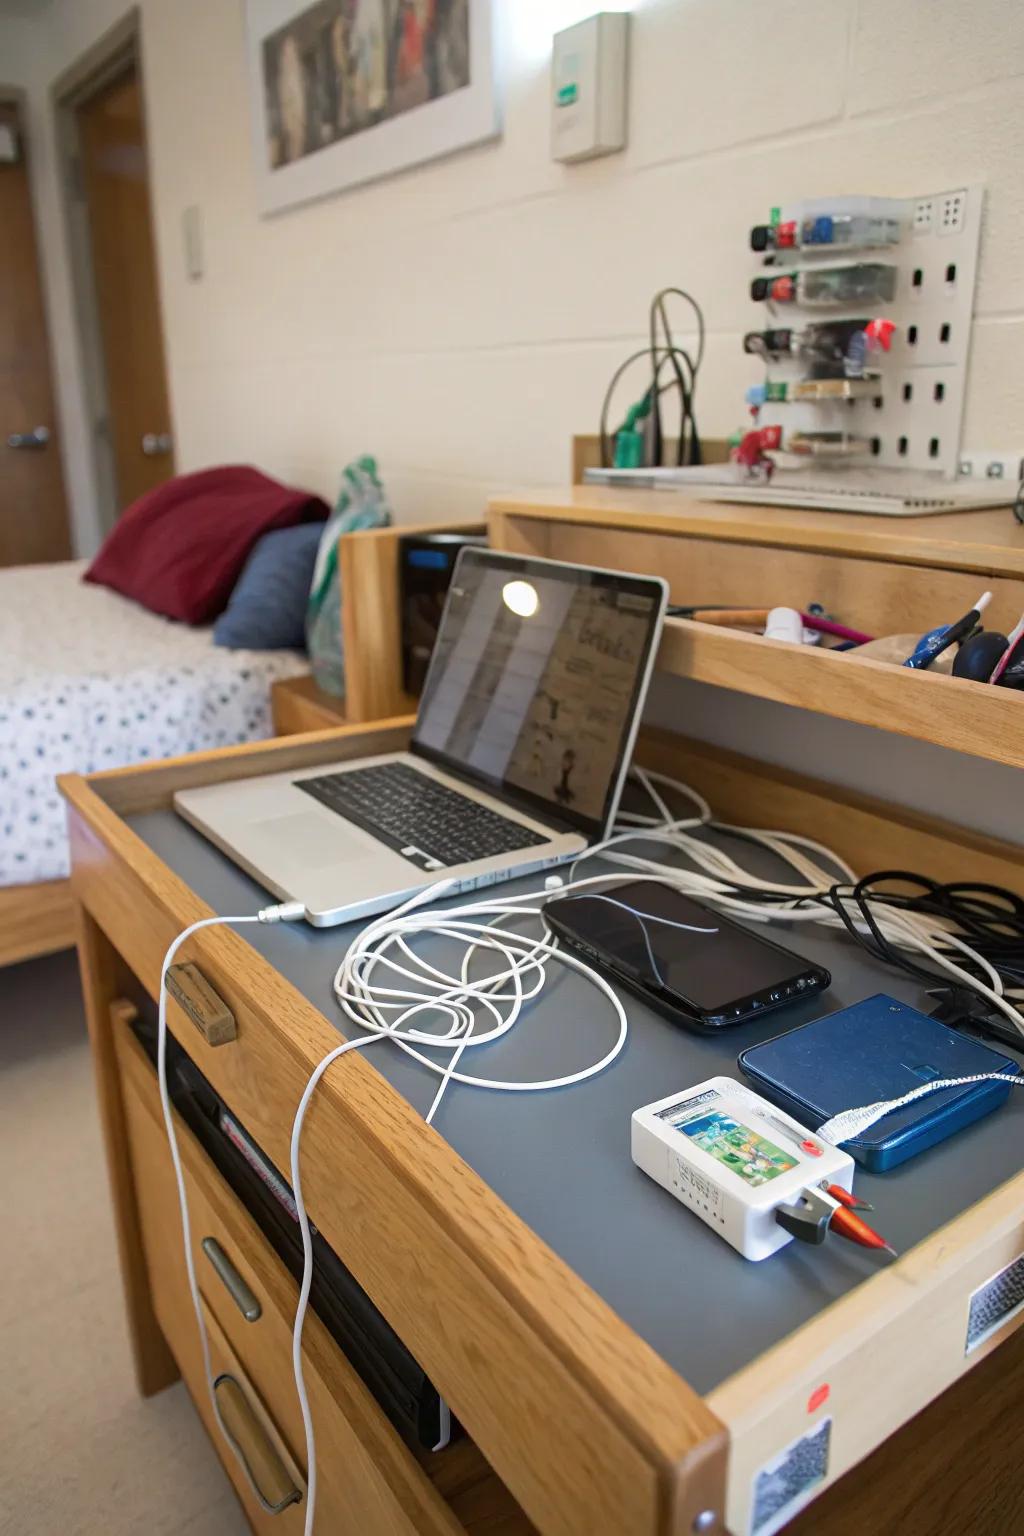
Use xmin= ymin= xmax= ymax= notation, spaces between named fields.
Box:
xmin=0 ymin=560 xmax=309 ymax=965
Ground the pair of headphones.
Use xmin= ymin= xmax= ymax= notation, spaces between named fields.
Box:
xmin=952 ymin=621 xmax=1024 ymax=686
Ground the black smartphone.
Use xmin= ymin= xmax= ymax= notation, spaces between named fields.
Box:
xmin=543 ymin=880 xmax=830 ymax=1031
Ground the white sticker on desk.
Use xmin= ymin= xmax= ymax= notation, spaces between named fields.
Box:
xmin=671 ymin=1150 xmax=722 ymax=1213
xmin=750 ymin=1417 xmax=831 ymax=1536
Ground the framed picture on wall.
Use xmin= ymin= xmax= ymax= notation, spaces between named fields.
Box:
xmin=245 ymin=0 xmax=498 ymax=214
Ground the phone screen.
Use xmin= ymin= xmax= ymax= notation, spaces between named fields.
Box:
xmin=548 ymin=881 xmax=818 ymax=1012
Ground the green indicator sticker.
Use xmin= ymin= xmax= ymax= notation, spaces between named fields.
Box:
xmin=556 ymin=82 xmax=579 ymax=107
xmin=770 ymin=205 xmax=781 ymax=226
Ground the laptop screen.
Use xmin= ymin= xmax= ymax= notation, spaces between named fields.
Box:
xmin=411 ymin=549 xmax=666 ymax=838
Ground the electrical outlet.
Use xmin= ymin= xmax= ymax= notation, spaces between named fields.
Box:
xmin=957 ymin=450 xmax=1024 ymax=481
xmin=912 ymin=198 xmax=934 ymax=235
xmin=938 ymin=188 xmax=967 ymax=237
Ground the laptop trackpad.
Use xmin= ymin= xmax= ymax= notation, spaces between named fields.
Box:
xmin=250 ymin=813 xmax=377 ymax=871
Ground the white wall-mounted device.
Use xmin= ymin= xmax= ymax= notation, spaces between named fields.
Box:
xmin=551 ymin=12 xmax=629 ymax=164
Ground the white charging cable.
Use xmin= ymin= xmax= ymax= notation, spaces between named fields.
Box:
xmin=289 ymin=875 xmax=645 ymax=1534
xmin=156 ymin=902 xmax=305 ymax=1507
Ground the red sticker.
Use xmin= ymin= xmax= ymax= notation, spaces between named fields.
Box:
xmin=807 ymin=1383 xmax=830 ymax=1414
xmin=801 ymin=1139 xmax=823 ymax=1157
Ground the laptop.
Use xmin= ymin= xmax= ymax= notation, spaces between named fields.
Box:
xmin=175 ymin=549 xmax=668 ymax=926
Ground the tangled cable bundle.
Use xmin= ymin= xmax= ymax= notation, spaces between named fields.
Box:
xmin=325 ymin=762 xmax=1024 ymax=1135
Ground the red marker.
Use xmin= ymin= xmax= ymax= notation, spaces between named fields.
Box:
xmin=829 ymin=1205 xmax=896 ymax=1257
xmin=825 ymin=1183 xmax=874 ymax=1212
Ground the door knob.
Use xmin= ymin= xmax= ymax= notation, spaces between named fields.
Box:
xmin=7 ymin=425 xmax=50 ymax=450
xmin=141 ymin=432 xmax=173 ymax=456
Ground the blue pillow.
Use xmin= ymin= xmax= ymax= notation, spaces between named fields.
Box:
xmin=214 ymin=521 xmax=324 ymax=649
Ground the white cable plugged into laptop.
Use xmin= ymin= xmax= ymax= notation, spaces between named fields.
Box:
xmin=156 ymin=877 xmax=640 ymax=1535
xmin=156 ymin=900 xmax=308 ymax=1512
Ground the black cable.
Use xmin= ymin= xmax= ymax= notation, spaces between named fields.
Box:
xmin=646 ymin=783 xmax=1024 ymax=1032
xmin=819 ymin=872 xmax=1024 ymax=1002
xmin=598 ymin=287 xmax=705 ymax=469
xmin=651 ymin=339 xmax=698 ymax=466
xmin=649 ymin=288 xmax=705 ymax=467
xmin=1013 ymin=477 xmax=1024 ymax=526
xmin=599 ymin=344 xmax=698 ymax=468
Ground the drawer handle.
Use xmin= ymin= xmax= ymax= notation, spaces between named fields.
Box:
xmin=166 ymin=962 xmax=237 ymax=1045
xmin=213 ymin=1373 xmax=302 ymax=1515
xmin=202 ymin=1237 xmax=262 ymax=1322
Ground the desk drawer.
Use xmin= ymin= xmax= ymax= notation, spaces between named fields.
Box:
xmin=114 ymin=1008 xmax=467 ymax=1536
xmin=67 ymin=742 xmax=728 ymax=1536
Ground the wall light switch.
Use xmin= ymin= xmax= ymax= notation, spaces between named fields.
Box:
xmin=551 ymin=12 xmax=629 ymax=164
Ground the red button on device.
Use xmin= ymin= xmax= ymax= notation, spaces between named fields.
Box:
xmin=801 ymin=1139 xmax=823 ymax=1157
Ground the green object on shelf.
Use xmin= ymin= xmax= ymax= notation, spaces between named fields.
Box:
xmin=306 ymin=455 xmax=392 ymax=697
xmin=765 ymin=380 xmax=788 ymax=402
xmin=614 ymin=428 xmax=645 ymax=468
xmin=614 ymin=393 xmax=652 ymax=469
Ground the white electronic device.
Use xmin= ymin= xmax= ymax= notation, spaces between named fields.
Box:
xmin=551 ymin=12 xmax=628 ymax=164
xmin=631 ymin=1077 xmax=855 ymax=1261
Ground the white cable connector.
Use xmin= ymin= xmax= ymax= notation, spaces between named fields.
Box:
xmin=259 ymin=900 xmax=307 ymax=924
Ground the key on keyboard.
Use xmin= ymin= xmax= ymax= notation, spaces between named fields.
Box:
xmin=295 ymin=761 xmax=548 ymax=868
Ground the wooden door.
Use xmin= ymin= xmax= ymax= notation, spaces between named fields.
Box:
xmin=78 ymin=69 xmax=174 ymax=512
xmin=0 ymin=100 xmax=71 ymax=567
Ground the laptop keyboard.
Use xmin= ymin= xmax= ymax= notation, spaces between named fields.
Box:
xmin=295 ymin=761 xmax=549 ymax=869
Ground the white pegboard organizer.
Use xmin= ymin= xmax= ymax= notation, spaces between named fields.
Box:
xmin=754 ymin=187 xmax=983 ymax=479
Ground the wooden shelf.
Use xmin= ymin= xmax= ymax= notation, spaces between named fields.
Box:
xmin=488 ymin=488 xmax=1024 ymax=773
xmin=659 ymin=617 xmax=1024 ymax=771
xmin=490 ymin=485 xmax=1024 ymax=580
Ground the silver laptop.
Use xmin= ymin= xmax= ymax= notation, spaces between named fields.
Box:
xmin=175 ymin=549 xmax=667 ymax=926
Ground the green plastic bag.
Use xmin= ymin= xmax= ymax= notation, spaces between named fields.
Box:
xmin=306 ymin=456 xmax=392 ymax=697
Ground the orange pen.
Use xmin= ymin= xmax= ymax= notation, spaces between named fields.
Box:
xmin=824 ymin=1182 xmax=873 ymax=1212
xmin=828 ymin=1204 xmax=896 ymax=1257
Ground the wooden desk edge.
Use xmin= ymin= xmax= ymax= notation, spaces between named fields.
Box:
xmin=707 ymin=1172 xmax=1024 ymax=1534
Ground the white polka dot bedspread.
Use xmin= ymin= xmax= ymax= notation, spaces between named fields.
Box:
xmin=0 ymin=561 xmax=309 ymax=886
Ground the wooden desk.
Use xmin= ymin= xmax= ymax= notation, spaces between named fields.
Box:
xmin=60 ymin=710 xmax=1024 ymax=1536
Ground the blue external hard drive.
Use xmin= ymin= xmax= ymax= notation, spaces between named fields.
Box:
xmin=737 ymin=993 xmax=1020 ymax=1171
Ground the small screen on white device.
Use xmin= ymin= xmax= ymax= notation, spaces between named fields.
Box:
xmin=666 ymin=1106 xmax=798 ymax=1189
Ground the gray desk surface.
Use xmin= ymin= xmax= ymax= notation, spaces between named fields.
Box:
xmin=129 ymin=808 xmax=1024 ymax=1396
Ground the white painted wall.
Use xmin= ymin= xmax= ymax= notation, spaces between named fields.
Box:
xmin=5 ymin=0 xmax=1022 ymax=842
xmin=10 ymin=0 xmax=1024 ymax=548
